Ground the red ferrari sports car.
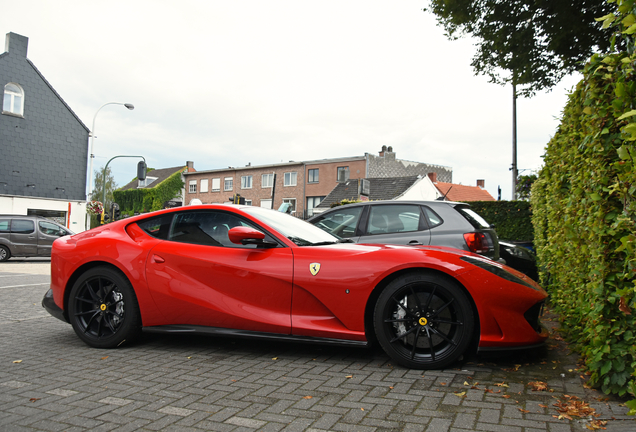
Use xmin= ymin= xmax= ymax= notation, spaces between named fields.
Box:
xmin=43 ymin=204 xmax=548 ymax=369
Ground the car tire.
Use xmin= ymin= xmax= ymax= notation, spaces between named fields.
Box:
xmin=373 ymin=272 xmax=474 ymax=369
xmin=68 ymin=267 xmax=141 ymax=348
xmin=0 ymin=245 xmax=10 ymax=262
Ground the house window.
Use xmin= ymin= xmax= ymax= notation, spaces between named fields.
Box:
xmin=200 ymin=179 xmax=209 ymax=193
xmin=189 ymin=180 xmax=197 ymax=193
xmin=241 ymin=175 xmax=252 ymax=189
xmin=262 ymin=173 xmax=274 ymax=188
xmin=211 ymin=178 xmax=220 ymax=192
xmin=260 ymin=199 xmax=272 ymax=209
xmin=306 ymin=196 xmax=325 ymax=217
xmin=283 ymin=198 xmax=296 ymax=213
xmin=337 ymin=166 xmax=349 ymax=182
xmin=245 ymin=200 xmax=252 ymax=206
xmin=307 ymin=169 xmax=319 ymax=183
xmin=224 ymin=177 xmax=233 ymax=191
xmin=284 ymin=172 xmax=297 ymax=186
xmin=3 ymin=83 xmax=24 ymax=116
xmin=138 ymin=176 xmax=158 ymax=188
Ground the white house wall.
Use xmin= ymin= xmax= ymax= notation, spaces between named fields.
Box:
xmin=394 ymin=176 xmax=442 ymax=201
xmin=0 ymin=196 xmax=87 ymax=232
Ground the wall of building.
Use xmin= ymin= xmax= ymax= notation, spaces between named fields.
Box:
xmin=0 ymin=32 xmax=89 ymax=203
xmin=0 ymin=196 xmax=87 ymax=232
xmin=305 ymin=159 xmax=366 ymax=198
xmin=185 ymin=163 xmax=306 ymax=214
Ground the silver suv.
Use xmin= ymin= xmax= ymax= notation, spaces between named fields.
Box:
xmin=0 ymin=215 xmax=73 ymax=262
xmin=307 ymin=200 xmax=500 ymax=261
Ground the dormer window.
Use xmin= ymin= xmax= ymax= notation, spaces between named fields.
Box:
xmin=3 ymin=83 xmax=24 ymax=116
xmin=138 ymin=176 xmax=157 ymax=188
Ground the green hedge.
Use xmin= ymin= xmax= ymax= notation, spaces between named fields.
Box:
xmin=531 ymin=2 xmax=636 ymax=403
xmin=467 ymin=201 xmax=533 ymax=242
xmin=113 ymin=169 xmax=185 ymax=215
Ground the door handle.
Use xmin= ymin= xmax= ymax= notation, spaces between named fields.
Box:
xmin=408 ymin=240 xmax=423 ymax=246
xmin=152 ymin=255 xmax=165 ymax=263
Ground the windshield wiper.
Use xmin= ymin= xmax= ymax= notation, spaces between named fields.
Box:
xmin=310 ymin=239 xmax=354 ymax=246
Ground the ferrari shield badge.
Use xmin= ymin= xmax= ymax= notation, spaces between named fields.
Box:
xmin=310 ymin=263 xmax=321 ymax=276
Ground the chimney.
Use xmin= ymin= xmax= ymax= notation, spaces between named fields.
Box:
xmin=477 ymin=179 xmax=485 ymax=188
xmin=5 ymin=32 xmax=28 ymax=58
xmin=379 ymin=145 xmax=387 ymax=157
xmin=427 ymin=172 xmax=437 ymax=183
xmin=186 ymin=161 xmax=194 ymax=172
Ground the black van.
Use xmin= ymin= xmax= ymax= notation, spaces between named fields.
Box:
xmin=0 ymin=215 xmax=73 ymax=261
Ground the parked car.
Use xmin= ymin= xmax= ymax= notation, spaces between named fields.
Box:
xmin=308 ymin=201 xmax=500 ymax=261
xmin=308 ymin=201 xmax=539 ymax=279
xmin=0 ymin=215 xmax=73 ymax=261
xmin=43 ymin=204 xmax=547 ymax=369
xmin=499 ymin=241 xmax=538 ymax=281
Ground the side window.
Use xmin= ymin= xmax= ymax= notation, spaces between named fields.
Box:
xmin=169 ymin=211 xmax=274 ymax=248
xmin=39 ymin=221 xmax=65 ymax=236
xmin=314 ymin=206 xmax=363 ymax=238
xmin=422 ymin=206 xmax=443 ymax=229
xmin=137 ymin=214 xmax=174 ymax=240
xmin=11 ymin=219 xmax=35 ymax=234
xmin=0 ymin=219 xmax=9 ymax=232
xmin=367 ymin=205 xmax=422 ymax=235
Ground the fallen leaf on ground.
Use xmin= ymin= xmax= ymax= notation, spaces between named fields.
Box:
xmin=528 ymin=381 xmax=549 ymax=391
xmin=454 ymin=391 xmax=466 ymax=397
xmin=495 ymin=382 xmax=509 ymax=388
xmin=586 ymin=419 xmax=607 ymax=430
xmin=29 ymin=398 xmax=39 ymax=402
xmin=272 ymin=357 xmax=278 ymax=360
xmin=303 ymin=396 xmax=312 ymax=399
xmin=518 ymin=408 xmax=530 ymax=413
xmin=101 ymin=356 xmax=109 ymax=360
xmin=12 ymin=360 xmax=22 ymax=364
xmin=553 ymin=395 xmax=598 ymax=420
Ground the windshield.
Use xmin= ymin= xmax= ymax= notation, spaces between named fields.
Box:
xmin=243 ymin=206 xmax=340 ymax=246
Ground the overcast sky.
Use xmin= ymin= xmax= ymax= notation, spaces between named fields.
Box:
xmin=2 ymin=0 xmax=582 ymax=200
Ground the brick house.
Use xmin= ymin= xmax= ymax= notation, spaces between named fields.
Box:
xmin=184 ymin=156 xmax=367 ymax=217
xmin=0 ymin=32 xmax=89 ymax=231
xmin=184 ymin=148 xmax=453 ymax=218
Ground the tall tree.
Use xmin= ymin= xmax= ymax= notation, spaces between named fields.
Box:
xmin=90 ymin=165 xmax=117 ymax=212
xmin=425 ymin=0 xmax=615 ymax=96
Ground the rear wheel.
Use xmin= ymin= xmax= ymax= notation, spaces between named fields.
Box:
xmin=0 ymin=245 xmax=10 ymax=262
xmin=374 ymin=272 xmax=473 ymax=369
xmin=68 ymin=267 xmax=141 ymax=348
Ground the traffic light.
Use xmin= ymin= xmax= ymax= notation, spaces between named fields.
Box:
xmin=111 ymin=203 xmax=120 ymax=221
xmin=229 ymin=194 xmax=246 ymax=205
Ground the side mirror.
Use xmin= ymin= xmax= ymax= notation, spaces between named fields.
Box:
xmin=228 ymin=226 xmax=277 ymax=248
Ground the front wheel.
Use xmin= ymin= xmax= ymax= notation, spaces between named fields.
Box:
xmin=68 ymin=267 xmax=141 ymax=348
xmin=374 ymin=272 xmax=474 ymax=369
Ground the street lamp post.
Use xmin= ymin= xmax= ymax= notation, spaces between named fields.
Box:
xmin=87 ymin=102 xmax=134 ymax=199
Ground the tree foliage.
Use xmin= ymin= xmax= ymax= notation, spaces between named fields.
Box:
xmin=516 ymin=174 xmax=537 ymax=200
xmin=90 ymin=166 xmax=117 ymax=209
xmin=425 ymin=0 xmax=615 ymax=96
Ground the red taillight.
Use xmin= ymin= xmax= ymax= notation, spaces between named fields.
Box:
xmin=463 ymin=232 xmax=491 ymax=254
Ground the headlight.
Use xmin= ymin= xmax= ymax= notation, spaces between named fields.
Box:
xmin=460 ymin=255 xmax=539 ymax=291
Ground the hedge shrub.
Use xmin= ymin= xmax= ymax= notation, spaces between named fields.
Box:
xmin=531 ymin=0 xmax=636 ymax=405
xmin=467 ymin=201 xmax=533 ymax=242
xmin=113 ymin=169 xmax=185 ymax=215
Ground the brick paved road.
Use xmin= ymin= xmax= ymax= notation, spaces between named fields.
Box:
xmin=1 ymin=262 xmax=634 ymax=432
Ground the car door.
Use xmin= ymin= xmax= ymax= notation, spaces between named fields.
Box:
xmin=144 ymin=209 xmax=294 ymax=334
xmin=357 ymin=204 xmax=431 ymax=246
xmin=36 ymin=220 xmax=68 ymax=256
xmin=9 ymin=219 xmax=37 ymax=256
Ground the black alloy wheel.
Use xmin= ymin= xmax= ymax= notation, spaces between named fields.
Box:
xmin=0 ymin=245 xmax=10 ymax=262
xmin=68 ymin=267 xmax=141 ymax=348
xmin=374 ymin=272 xmax=474 ymax=369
